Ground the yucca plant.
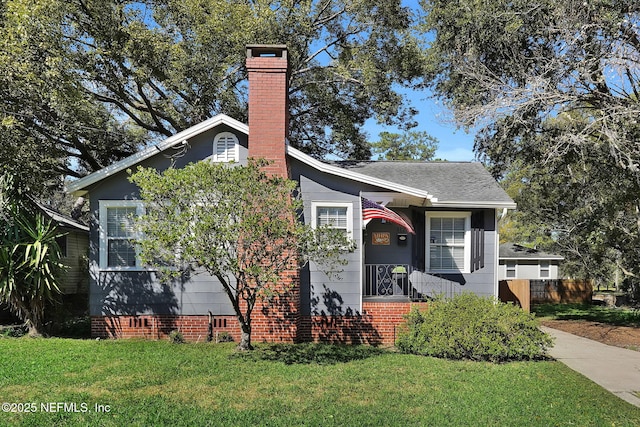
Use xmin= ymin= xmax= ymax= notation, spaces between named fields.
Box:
xmin=0 ymin=174 xmax=64 ymax=336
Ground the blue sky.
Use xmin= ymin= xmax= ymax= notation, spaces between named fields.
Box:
xmin=363 ymin=91 xmax=477 ymax=162
xmin=361 ymin=0 xmax=477 ymax=162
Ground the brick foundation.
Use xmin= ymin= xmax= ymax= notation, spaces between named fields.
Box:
xmin=91 ymin=301 xmax=429 ymax=346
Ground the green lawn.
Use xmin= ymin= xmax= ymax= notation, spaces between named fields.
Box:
xmin=1 ymin=338 xmax=640 ymax=426
xmin=533 ymin=303 xmax=640 ymax=326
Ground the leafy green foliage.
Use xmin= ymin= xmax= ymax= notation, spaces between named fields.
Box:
xmin=168 ymin=330 xmax=185 ymax=344
xmin=370 ymin=130 xmax=438 ymax=160
xmin=421 ymin=0 xmax=640 ymax=282
xmin=130 ymin=160 xmax=355 ymax=350
xmin=0 ymin=174 xmax=64 ymax=336
xmin=0 ymin=0 xmax=427 ymax=188
xmin=397 ymin=293 xmax=553 ymax=362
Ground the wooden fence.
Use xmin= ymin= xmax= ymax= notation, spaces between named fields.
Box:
xmin=530 ymin=279 xmax=593 ymax=304
xmin=499 ymin=280 xmax=531 ymax=312
xmin=499 ymin=279 xmax=593 ymax=312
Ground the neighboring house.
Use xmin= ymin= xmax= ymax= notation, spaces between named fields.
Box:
xmin=66 ymin=45 xmax=516 ymax=345
xmin=498 ymin=243 xmax=564 ymax=280
xmin=0 ymin=203 xmax=89 ymax=324
xmin=36 ymin=203 xmax=90 ymax=295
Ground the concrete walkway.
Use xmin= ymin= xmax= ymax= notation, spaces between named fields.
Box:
xmin=542 ymin=327 xmax=640 ymax=407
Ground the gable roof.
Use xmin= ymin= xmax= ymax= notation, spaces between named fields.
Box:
xmin=499 ymin=243 xmax=564 ymax=261
xmin=332 ymin=160 xmax=515 ymax=208
xmin=35 ymin=202 xmax=89 ymax=233
xmin=66 ymin=114 xmax=248 ymax=195
xmin=66 ymin=115 xmax=515 ymax=209
xmin=286 ymin=147 xmax=438 ymax=202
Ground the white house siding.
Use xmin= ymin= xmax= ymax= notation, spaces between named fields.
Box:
xmin=498 ymin=260 xmax=560 ymax=280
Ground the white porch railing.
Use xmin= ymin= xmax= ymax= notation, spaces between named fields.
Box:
xmin=364 ymin=264 xmax=462 ymax=300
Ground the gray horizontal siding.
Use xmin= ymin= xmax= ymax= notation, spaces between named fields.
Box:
xmin=86 ymin=126 xmax=248 ymax=317
xmin=297 ymin=172 xmax=363 ymax=316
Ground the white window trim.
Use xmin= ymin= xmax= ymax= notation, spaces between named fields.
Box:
xmin=311 ymin=201 xmax=354 ymax=238
xmin=426 ymin=211 xmax=471 ymax=273
xmin=505 ymin=261 xmax=517 ymax=279
xmin=99 ymin=200 xmax=146 ymax=271
xmin=213 ymin=132 xmax=239 ymax=162
xmin=539 ymin=260 xmax=550 ymax=279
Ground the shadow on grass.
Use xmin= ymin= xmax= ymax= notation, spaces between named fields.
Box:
xmin=533 ymin=303 xmax=640 ymax=326
xmin=231 ymin=342 xmax=389 ymax=365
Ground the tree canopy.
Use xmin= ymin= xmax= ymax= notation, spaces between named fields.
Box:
xmin=421 ymin=0 xmax=640 ymax=280
xmin=370 ymin=130 xmax=438 ymax=160
xmin=0 ymin=0 xmax=427 ymax=188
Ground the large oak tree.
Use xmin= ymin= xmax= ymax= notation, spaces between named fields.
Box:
xmin=420 ymin=0 xmax=640 ymax=280
xmin=1 ymin=0 xmax=427 ymax=190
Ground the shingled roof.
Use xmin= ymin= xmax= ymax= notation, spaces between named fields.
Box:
xmin=499 ymin=243 xmax=564 ymax=260
xmin=334 ymin=161 xmax=515 ymax=206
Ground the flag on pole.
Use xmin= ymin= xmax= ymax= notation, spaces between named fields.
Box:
xmin=361 ymin=198 xmax=415 ymax=234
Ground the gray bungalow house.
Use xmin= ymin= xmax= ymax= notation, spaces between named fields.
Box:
xmin=67 ymin=45 xmax=515 ymax=345
xmin=499 ymin=243 xmax=564 ymax=280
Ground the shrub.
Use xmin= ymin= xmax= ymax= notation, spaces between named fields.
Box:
xmin=216 ymin=331 xmax=233 ymax=343
xmin=0 ymin=325 xmax=27 ymax=338
xmin=168 ymin=330 xmax=185 ymax=344
xmin=396 ymin=293 xmax=553 ymax=362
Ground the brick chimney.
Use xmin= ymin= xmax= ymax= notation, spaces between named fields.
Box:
xmin=246 ymin=44 xmax=290 ymax=177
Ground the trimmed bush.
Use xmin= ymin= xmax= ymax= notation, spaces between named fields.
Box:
xmin=396 ymin=293 xmax=553 ymax=362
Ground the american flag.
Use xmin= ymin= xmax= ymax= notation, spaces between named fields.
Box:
xmin=361 ymin=198 xmax=415 ymax=234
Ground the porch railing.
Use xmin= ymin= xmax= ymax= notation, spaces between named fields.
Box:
xmin=364 ymin=264 xmax=462 ymax=300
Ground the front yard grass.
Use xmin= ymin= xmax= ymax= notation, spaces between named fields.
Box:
xmin=1 ymin=338 xmax=640 ymax=426
xmin=533 ymin=303 xmax=640 ymax=326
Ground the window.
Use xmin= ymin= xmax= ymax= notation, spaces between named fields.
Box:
xmin=99 ymin=201 xmax=144 ymax=269
xmin=426 ymin=212 xmax=471 ymax=273
xmin=539 ymin=261 xmax=550 ymax=278
xmin=506 ymin=261 xmax=517 ymax=278
xmin=213 ymin=132 xmax=238 ymax=162
xmin=56 ymin=235 xmax=68 ymax=258
xmin=311 ymin=202 xmax=353 ymax=237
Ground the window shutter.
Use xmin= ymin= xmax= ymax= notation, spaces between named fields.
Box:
xmin=470 ymin=211 xmax=485 ymax=272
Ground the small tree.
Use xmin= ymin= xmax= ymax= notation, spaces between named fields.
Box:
xmin=0 ymin=174 xmax=64 ymax=336
xmin=130 ymin=160 xmax=354 ymax=350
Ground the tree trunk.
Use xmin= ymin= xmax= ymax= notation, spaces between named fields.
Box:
xmin=25 ymin=301 xmax=44 ymax=337
xmin=25 ymin=317 xmax=43 ymax=337
xmin=237 ymin=321 xmax=253 ymax=351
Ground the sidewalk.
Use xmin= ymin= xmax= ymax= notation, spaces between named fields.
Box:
xmin=542 ymin=326 xmax=640 ymax=407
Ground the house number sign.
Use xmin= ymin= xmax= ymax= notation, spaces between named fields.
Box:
xmin=372 ymin=232 xmax=391 ymax=245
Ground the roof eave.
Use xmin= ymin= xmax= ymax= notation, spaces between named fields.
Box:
xmin=66 ymin=114 xmax=248 ymax=195
xmin=286 ymin=146 xmax=437 ymax=202
xmin=431 ymin=200 xmax=517 ymax=209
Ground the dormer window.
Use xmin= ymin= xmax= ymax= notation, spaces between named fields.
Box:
xmin=213 ymin=132 xmax=239 ymax=162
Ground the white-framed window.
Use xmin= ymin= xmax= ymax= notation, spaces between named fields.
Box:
xmin=213 ymin=132 xmax=239 ymax=162
xmin=539 ymin=261 xmax=550 ymax=278
xmin=506 ymin=261 xmax=517 ymax=278
xmin=99 ymin=200 xmax=145 ymax=270
xmin=311 ymin=202 xmax=353 ymax=238
xmin=426 ymin=212 xmax=471 ymax=273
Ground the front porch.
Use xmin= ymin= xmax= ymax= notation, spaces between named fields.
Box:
xmin=364 ymin=264 xmax=462 ymax=301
